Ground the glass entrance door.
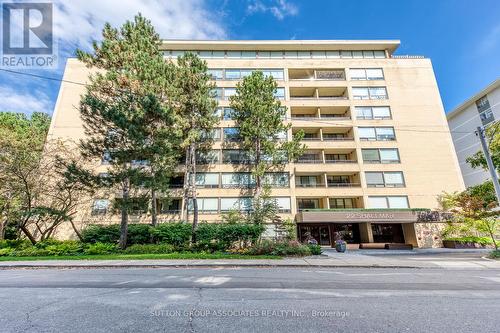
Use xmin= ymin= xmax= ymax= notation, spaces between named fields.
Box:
xmin=298 ymin=225 xmax=331 ymax=246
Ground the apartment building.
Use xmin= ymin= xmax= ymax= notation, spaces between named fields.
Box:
xmin=48 ymin=40 xmax=464 ymax=248
xmin=447 ymin=79 xmax=500 ymax=187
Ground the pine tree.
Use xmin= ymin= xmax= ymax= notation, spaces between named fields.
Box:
xmin=74 ymin=14 xmax=178 ymax=248
xmin=230 ymin=71 xmax=305 ymax=216
xmin=173 ymin=53 xmax=218 ymax=238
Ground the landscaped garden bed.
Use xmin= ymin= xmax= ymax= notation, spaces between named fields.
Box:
xmin=442 ymin=237 xmax=494 ymax=249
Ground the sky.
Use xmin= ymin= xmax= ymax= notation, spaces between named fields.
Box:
xmin=0 ymin=0 xmax=499 ymax=116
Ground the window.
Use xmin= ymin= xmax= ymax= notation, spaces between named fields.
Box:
xmin=196 ymin=150 xmax=219 ymax=164
xmin=101 ymin=151 xmax=112 ymax=165
xmin=91 ymin=199 xmax=110 ymax=215
xmin=220 ymin=197 xmax=252 ymax=212
xmin=275 ymin=197 xmax=291 ymax=213
xmin=208 ymin=69 xmax=223 ymax=80
xmin=275 ymin=88 xmax=286 ymax=100
xmin=188 ymin=198 xmax=218 ymax=213
xmin=213 ymin=88 xmax=223 ymax=100
xmin=297 ymin=199 xmax=320 ymax=210
xmin=221 ymin=173 xmax=255 ymax=188
xmin=195 ymin=173 xmax=219 ymax=188
xmin=225 ymin=69 xmax=240 ymax=80
xmin=223 ymin=127 xmax=240 ymax=141
xmin=223 ymin=108 xmax=236 ymax=120
xmin=362 ymin=148 xmax=400 ymax=163
xmin=241 ymin=51 xmax=256 ymax=58
xmin=263 ymin=172 xmax=290 ymax=187
xmin=311 ymin=51 xmax=326 ymax=59
xmin=368 ymin=196 xmax=409 ymax=209
xmin=201 ymin=128 xmax=221 ymax=141
xmin=262 ymin=69 xmax=284 ymax=80
xmin=222 ymin=150 xmax=252 ymax=164
xmin=158 ymin=198 xmax=181 ymax=214
xmin=326 ymin=51 xmax=340 ymax=59
xmin=350 ymin=68 xmax=384 ymax=80
xmin=374 ymin=50 xmax=386 ymax=58
xmin=224 ymin=88 xmax=237 ymax=99
xmin=329 ymin=198 xmax=354 ymax=209
xmin=297 ymin=176 xmax=321 ymax=187
xmin=365 ymin=172 xmax=405 ymax=187
xmin=226 ymin=51 xmax=241 ymax=59
xmin=358 ymin=127 xmax=395 ymax=141
xmin=352 ymin=87 xmax=388 ymax=100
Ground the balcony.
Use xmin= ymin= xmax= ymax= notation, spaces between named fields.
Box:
xmin=290 ymin=106 xmax=351 ymax=121
xmin=288 ymin=69 xmax=345 ymax=81
xmin=289 ymin=87 xmax=348 ymax=100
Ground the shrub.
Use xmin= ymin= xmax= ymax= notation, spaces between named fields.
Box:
xmin=0 ymin=248 xmax=14 ymax=256
xmin=44 ymin=241 xmax=84 ymax=256
xmin=194 ymin=223 xmax=265 ymax=252
xmin=308 ymin=244 xmax=322 ymax=255
xmin=0 ymin=239 xmax=31 ymax=250
xmin=151 ymin=223 xmax=192 ymax=247
xmin=444 ymin=236 xmax=494 ymax=246
xmin=122 ymin=244 xmax=175 ymax=254
xmin=83 ymin=242 xmax=117 ymax=255
xmin=11 ymin=247 xmax=51 ymax=257
xmin=248 ymin=240 xmax=311 ymax=257
xmin=82 ymin=225 xmax=120 ymax=244
xmin=81 ymin=224 xmax=152 ymax=245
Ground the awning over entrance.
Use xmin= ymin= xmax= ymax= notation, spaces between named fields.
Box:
xmin=296 ymin=209 xmax=447 ymax=224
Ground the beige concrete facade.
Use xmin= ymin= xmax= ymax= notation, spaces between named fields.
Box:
xmin=48 ymin=40 xmax=464 ymax=246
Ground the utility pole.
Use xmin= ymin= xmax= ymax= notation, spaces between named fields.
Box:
xmin=477 ymin=126 xmax=500 ymax=204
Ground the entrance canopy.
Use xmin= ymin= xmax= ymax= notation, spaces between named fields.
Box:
xmin=296 ymin=209 xmax=447 ymax=224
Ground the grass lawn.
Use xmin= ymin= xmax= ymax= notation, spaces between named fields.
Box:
xmin=0 ymin=253 xmax=281 ymax=261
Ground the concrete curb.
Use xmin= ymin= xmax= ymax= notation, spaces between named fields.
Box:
xmin=0 ymin=263 xmax=430 ymax=270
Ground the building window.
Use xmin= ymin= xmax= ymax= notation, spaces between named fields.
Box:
xmin=221 ymin=173 xmax=256 ymax=188
xmin=196 ymin=150 xmax=219 ymax=164
xmin=91 ymin=199 xmax=110 ymax=215
xmin=297 ymin=198 xmax=320 ymax=210
xmin=275 ymin=197 xmax=291 ymax=213
xmin=263 ymin=172 xmax=290 ymax=187
xmin=275 ymin=88 xmax=286 ymax=100
xmin=352 ymin=87 xmax=388 ymax=100
xmin=350 ymin=68 xmax=384 ymax=80
xmin=188 ymin=198 xmax=218 ymax=213
xmin=329 ymin=198 xmax=354 ymax=209
xmin=158 ymin=198 xmax=181 ymax=214
xmin=358 ymin=127 xmax=395 ymax=141
xmin=200 ymin=128 xmax=221 ymax=141
xmin=222 ymin=150 xmax=252 ymax=164
xmin=220 ymin=197 xmax=253 ymax=212
xmin=223 ymin=88 xmax=237 ymax=100
xmin=368 ymin=196 xmax=409 ymax=209
xmin=355 ymin=106 xmax=391 ymax=120
xmin=365 ymin=172 xmax=405 ymax=187
xmin=223 ymin=127 xmax=240 ymax=142
xmin=362 ymin=148 xmax=400 ymax=163
xmin=208 ymin=69 xmax=223 ymax=80
xmin=194 ymin=173 xmax=219 ymax=188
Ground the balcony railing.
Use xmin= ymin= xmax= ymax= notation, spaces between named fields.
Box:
xmin=296 ymin=159 xmax=323 ymax=164
xmin=295 ymin=183 xmax=325 ymax=188
xmin=327 ymin=182 xmax=360 ymax=188
xmin=290 ymin=96 xmax=348 ymax=100
xmin=322 ymin=137 xmax=354 ymax=141
xmin=325 ymin=159 xmax=357 ymax=164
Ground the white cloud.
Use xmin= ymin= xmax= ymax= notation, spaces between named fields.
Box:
xmin=52 ymin=0 xmax=227 ymax=52
xmin=0 ymin=86 xmax=52 ymax=116
xmin=247 ymin=0 xmax=298 ymax=20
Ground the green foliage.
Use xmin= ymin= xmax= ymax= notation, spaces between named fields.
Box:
xmin=126 ymin=224 xmax=153 ymax=244
xmin=194 ymin=223 xmax=265 ymax=252
xmin=82 ymin=225 xmax=121 ymax=244
xmin=84 ymin=242 xmax=117 ymax=255
xmin=0 ymin=239 xmax=31 ymax=249
xmin=308 ymin=244 xmax=322 ymax=255
xmin=444 ymin=236 xmax=494 ymax=246
xmin=150 ymin=223 xmax=192 ymax=247
xmin=282 ymin=218 xmax=297 ymax=240
xmin=489 ymin=250 xmax=500 ymax=259
xmin=248 ymin=240 xmax=312 ymax=256
xmin=122 ymin=244 xmax=175 ymax=254
xmin=229 ymin=71 xmax=305 ymax=199
xmin=466 ymin=122 xmax=500 ymax=172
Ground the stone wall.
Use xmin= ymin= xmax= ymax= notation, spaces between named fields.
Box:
xmin=415 ymin=222 xmax=447 ymax=248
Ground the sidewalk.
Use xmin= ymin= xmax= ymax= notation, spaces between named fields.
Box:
xmin=1 ymin=250 xmax=498 ymax=270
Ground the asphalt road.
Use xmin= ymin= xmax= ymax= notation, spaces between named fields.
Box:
xmin=1 ymin=267 xmax=499 ymax=333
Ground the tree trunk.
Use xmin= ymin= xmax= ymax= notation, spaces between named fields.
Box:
xmin=0 ymin=221 xmax=5 ymax=241
xmin=118 ymin=178 xmax=130 ymax=250
xmin=181 ymin=148 xmax=190 ymax=222
xmin=69 ymin=219 xmax=83 ymax=241
xmin=20 ymin=225 xmax=37 ymax=245
xmin=190 ymin=143 xmax=199 ymax=242
xmin=151 ymin=188 xmax=158 ymax=226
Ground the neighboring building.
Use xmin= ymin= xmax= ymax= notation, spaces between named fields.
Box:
xmin=48 ymin=40 xmax=464 ymax=248
xmin=447 ymin=79 xmax=500 ymax=187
